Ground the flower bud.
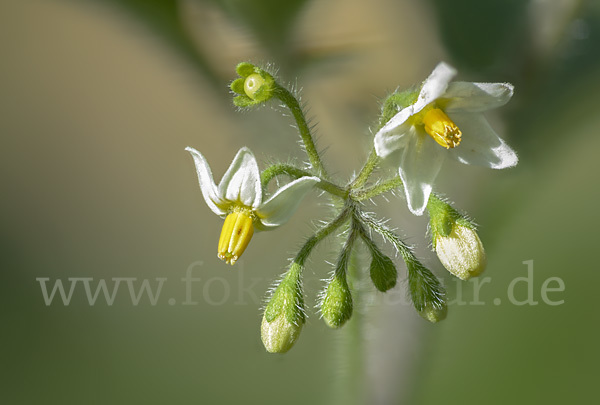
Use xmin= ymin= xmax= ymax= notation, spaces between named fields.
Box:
xmin=369 ymin=250 xmax=397 ymax=292
xmin=435 ymin=223 xmax=486 ymax=280
xmin=427 ymin=196 xmax=486 ymax=280
xmin=405 ymin=254 xmax=447 ymax=322
xmin=320 ymin=275 xmax=353 ymax=328
xmin=261 ymin=263 xmax=305 ymax=353
xmin=419 ymin=302 xmax=447 ymax=323
xmin=261 ymin=312 xmax=302 ymax=354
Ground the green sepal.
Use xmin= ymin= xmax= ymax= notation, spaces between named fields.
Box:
xmin=427 ymin=194 xmax=475 ymax=248
xmin=248 ymin=73 xmax=275 ymax=102
xmin=236 ymin=62 xmax=255 ymax=77
xmin=321 ymin=274 xmax=353 ymax=328
xmin=264 ymin=263 xmax=305 ymax=325
xmin=377 ymin=89 xmax=420 ymax=131
xmin=230 ymin=78 xmax=245 ymax=95
xmin=233 ymin=95 xmax=261 ymax=108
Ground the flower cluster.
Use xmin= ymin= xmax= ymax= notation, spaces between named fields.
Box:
xmin=186 ymin=62 xmax=517 ymax=353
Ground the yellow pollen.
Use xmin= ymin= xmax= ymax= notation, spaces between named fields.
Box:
xmin=217 ymin=209 xmax=255 ymax=265
xmin=422 ymin=108 xmax=462 ymax=149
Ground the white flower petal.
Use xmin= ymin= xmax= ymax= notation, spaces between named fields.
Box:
xmin=255 ymin=176 xmax=320 ymax=230
xmin=374 ymin=108 xmax=414 ymax=158
xmin=449 ymin=113 xmax=518 ymax=169
xmin=418 ymin=62 xmax=457 ymax=106
xmin=218 ymin=147 xmax=262 ymax=208
xmin=398 ymin=129 xmax=446 ymax=215
xmin=443 ymin=82 xmax=514 ymax=113
xmin=185 ymin=147 xmax=228 ymax=216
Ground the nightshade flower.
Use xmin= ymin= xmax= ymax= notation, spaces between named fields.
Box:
xmin=186 ymin=146 xmax=320 ymax=265
xmin=374 ymin=62 xmax=518 ymax=215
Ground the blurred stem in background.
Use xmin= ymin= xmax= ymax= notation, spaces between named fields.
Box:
xmin=331 ymin=247 xmax=366 ymax=405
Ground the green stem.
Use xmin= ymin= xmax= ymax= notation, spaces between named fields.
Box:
xmin=293 ymin=205 xmax=353 ymax=267
xmin=352 ymin=176 xmax=403 ymax=201
xmin=352 ymin=216 xmax=379 ymax=255
xmin=358 ymin=211 xmax=413 ymax=262
xmin=359 ymin=211 xmax=445 ymax=312
xmin=261 ymin=163 xmax=347 ymax=198
xmin=334 ymin=217 xmax=360 ymax=278
xmin=274 ymin=85 xmax=328 ymax=178
xmin=350 ymin=148 xmax=380 ymax=189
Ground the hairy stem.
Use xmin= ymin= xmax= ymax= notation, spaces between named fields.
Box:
xmin=261 ymin=163 xmax=347 ymax=198
xmin=359 ymin=212 xmax=445 ymax=311
xmin=358 ymin=211 xmax=413 ymax=261
xmin=352 ymin=176 xmax=403 ymax=201
xmin=274 ymin=85 xmax=328 ymax=178
xmin=294 ymin=205 xmax=353 ymax=267
xmin=350 ymin=148 xmax=380 ymax=189
xmin=334 ymin=217 xmax=360 ymax=278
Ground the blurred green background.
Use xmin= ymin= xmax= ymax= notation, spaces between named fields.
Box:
xmin=1 ymin=0 xmax=599 ymax=404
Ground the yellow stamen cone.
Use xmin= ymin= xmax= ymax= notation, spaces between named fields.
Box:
xmin=423 ymin=108 xmax=462 ymax=149
xmin=217 ymin=210 xmax=255 ymax=265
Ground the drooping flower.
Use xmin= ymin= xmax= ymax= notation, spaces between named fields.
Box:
xmin=186 ymin=146 xmax=319 ymax=264
xmin=374 ymin=62 xmax=518 ymax=215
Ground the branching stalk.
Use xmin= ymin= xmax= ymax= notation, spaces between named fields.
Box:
xmin=293 ymin=205 xmax=353 ymax=267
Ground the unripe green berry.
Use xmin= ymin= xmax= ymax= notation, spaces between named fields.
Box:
xmin=244 ymin=73 xmax=265 ymax=100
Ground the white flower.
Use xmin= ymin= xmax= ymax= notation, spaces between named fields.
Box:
xmin=186 ymin=146 xmax=320 ymax=264
xmin=374 ymin=62 xmax=518 ymax=215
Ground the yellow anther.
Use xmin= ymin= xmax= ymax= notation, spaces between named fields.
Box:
xmin=217 ymin=209 xmax=255 ymax=265
xmin=423 ymin=108 xmax=462 ymax=149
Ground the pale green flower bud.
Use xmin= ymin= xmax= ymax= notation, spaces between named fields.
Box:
xmin=427 ymin=195 xmax=486 ymax=280
xmin=261 ymin=312 xmax=303 ymax=354
xmin=435 ymin=223 xmax=486 ymax=280
xmin=321 ymin=274 xmax=353 ymax=328
xmin=261 ymin=263 xmax=305 ymax=353
xmin=419 ymin=302 xmax=448 ymax=323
